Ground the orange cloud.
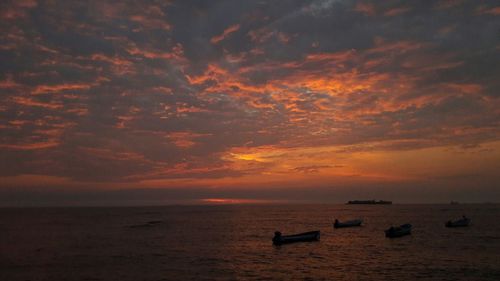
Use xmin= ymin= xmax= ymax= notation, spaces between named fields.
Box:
xmin=1 ymin=0 xmax=498 ymax=199
xmin=90 ymin=54 xmax=135 ymax=75
xmin=66 ymin=107 xmax=89 ymax=116
xmin=129 ymin=14 xmax=171 ymax=31
xmin=354 ymin=2 xmax=376 ymax=16
xmin=477 ymin=6 xmax=500 ymax=16
xmin=0 ymin=140 xmax=60 ymax=150
xmin=0 ymin=76 xmax=21 ymax=89
xmin=384 ymin=7 xmax=411 ymax=17
xmin=1 ymin=118 xmax=77 ymax=151
xmin=368 ymin=39 xmax=426 ymax=54
xmin=1 ymin=0 xmax=37 ymax=20
xmin=33 ymin=83 xmax=91 ymax=94
xmin=78 ymin=147 xmax=151 ymax=163
xmin=176 ymin=103 xmax=211 ymax=114
xmin=126 ymin=43 xmax=186 ymax=65
xmin=277 ymin=32 xmax=291 ymax=44
xmin=166 ymin=131 xmax=212 ymax=148
xmin=443 ymin=83 xmax=483 ymax=95
xmin=129 ymin=161 xmax=233 ymax=182
xmin=211 ymin=24 xmax=241 ymax=44
xmin=305 ymin=49 xmax=356 ymax=63
xmin=8 ymin=120 xmax=30 ymax=127
xmin=0 ymin=174 xmax=73 ymax=188
xmin=12 ymin=96 xmax=63 ymax=109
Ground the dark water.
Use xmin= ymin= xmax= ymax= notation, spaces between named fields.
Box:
xmin=1 ymin=204 xmax=499 ymax=280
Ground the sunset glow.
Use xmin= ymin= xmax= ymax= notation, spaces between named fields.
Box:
xmin=0 ymin=0 xmax=499 ymax=205
xmin=200 ymin=198 xmax=282 ymax=205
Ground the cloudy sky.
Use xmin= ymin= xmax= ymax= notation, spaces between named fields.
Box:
xmin=1 ymin=0 xmax=499 ymax=205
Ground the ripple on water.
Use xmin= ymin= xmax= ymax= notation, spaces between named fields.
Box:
xmin=1 ymin=204 xmax=499 ymax=280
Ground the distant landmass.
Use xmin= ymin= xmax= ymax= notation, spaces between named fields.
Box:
xmin=347 ymin=200 xmax=392 ymax=205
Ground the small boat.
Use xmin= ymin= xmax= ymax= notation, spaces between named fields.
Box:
xmin=385 ymin=224 xmax=412 ymax=238
xmin=333 ymin=219 xmax=362 ymax=228
xmin=446 ymin=216 xmax=470 ymax=227
xmin=272 ymin=230 xmax=320 ymax=245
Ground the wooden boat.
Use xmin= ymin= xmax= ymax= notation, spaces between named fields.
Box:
xmin=385 ymin=224 xmax=412 ymax=238
xmin=272 ymin=230 xmax=320 ymax=245
xmin=333 ymin=219 xmax=362 ymax=228
xmin=446 ymin=216 xmax=470 ymax=227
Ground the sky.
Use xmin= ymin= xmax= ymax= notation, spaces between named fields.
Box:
xmin=1 ymin=0 xmax=499 ymax=206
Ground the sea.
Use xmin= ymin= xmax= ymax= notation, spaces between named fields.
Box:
xmin=1 ymin=204 xmax=499 ymax=281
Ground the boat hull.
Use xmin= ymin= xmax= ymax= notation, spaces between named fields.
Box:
xmin=446 ymin=218 xmax=470 ymax=227
xmin=385 ymin=224 xmax=412 ymax=238
xmin=334 ymin=219 xmax=362 ymax=228
xmin=272 ymin=231 xmax=320 ymax=245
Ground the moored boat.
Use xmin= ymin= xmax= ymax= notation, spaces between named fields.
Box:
xmin=272 ymin=230 xmax=320 ymax=245
xmin=385 ymin=224 xmax=412 ymax=238
xmin=446 ymin=216 xmax=470 ymax=227
xmin=333 ymin=219 xmax=362 ymax=228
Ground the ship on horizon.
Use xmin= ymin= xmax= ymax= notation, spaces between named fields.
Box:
xmin=347 ymin=200 xmax=392 ymax=205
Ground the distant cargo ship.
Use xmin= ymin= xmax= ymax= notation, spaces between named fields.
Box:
xmin=347 ymin=200 xmax=392 ymax=205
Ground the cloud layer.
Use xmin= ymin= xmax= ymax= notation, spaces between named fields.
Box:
xmin=1 ymin=0 xmax=499 ymax=204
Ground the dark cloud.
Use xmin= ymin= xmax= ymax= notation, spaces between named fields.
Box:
xmin=0 ymin=0 xmax=499 ymax=204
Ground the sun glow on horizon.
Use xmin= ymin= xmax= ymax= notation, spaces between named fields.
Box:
xmin=200 ymin=198 xmax=284 ymax=204
xmin=0 ymin=0 xmax=499 ymax=205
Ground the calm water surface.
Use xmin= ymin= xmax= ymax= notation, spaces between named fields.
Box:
xmin=1 ymin=204 xmax=499 ymax=280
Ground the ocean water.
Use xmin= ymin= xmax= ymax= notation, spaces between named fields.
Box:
xmin=1 ymin=204 xmax=499 ymax=281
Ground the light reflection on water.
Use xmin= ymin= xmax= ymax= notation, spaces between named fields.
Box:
xmin=1 ymin=204 xmax=499 ymax=280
